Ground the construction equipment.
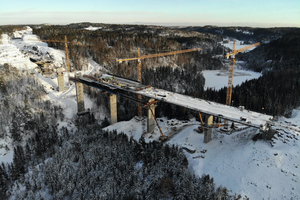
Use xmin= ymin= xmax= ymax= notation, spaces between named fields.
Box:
xmin=144 ymin=100 xmax=167 ymax=141
xmin=215 ymin=124 xmax=222 ymax=128
xmin=224 ymin=41 xmax=260 ymax=128
xmin=116 ymin=47 xmax=201 ymax=117
xmin=225 ymin=41 xmax=260 ymax=105
xmin=198 ymin=112 xmax=205 ymax=133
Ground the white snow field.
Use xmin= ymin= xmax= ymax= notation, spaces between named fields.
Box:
xmin=84 ymin=26 xmax=103 ymax=31
xmin=202 ymin=68 xmax=262 ymax=90
xmin=105 ymin=114 xmax=300 ymax=200
xmin=0 ymin=27 xmax=299 ymax=199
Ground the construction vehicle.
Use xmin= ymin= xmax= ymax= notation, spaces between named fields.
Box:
xmin=224 ymin=41 xmax=260 ymax=128
xmin=215 ymin=123 xmax=222 ymax=128
xmin=116 ymin=47 xmax=201 ymax=118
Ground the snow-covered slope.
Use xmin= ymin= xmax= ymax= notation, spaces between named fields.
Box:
xmin=105 ymin=114 xmax=300 ymax=199
xmin=84 ymin=26 xmax=102 ymax=31
xmin=0 ymin=27 xmax=97 ymax=163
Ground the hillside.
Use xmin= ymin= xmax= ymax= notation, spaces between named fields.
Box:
xmin=29 ymin=23 xmax=224 ymax=78
xmin=234 ymin=31 xmax=300 ymax=116
xmin=238 ymin=30 xmax=300 ymax=72
xmin=178 ymin=26 xmax=300 ymax=43
xmin=186 ymin=30 xmax=300 ymax=117
xmin=0 ymin=26 xmax=235 ymax=200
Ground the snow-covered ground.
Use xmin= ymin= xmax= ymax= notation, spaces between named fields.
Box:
xmin=105 ymin=113 xmax=300 ymax=199
xmin=84 ymin=26 xmax=102 ymax=31
xmin=1 ymin=27 xmax=299 ymax=199
xmin=203 ymin=67 xmax=262 ymax=90
xmin=0 ymin=27 xmax=98 ymax=163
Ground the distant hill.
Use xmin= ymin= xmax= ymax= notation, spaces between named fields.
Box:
xmin=178 ymin=26 xmax=300 ymax=43
xmin=238 ymin=30 xmax=300 ymax=72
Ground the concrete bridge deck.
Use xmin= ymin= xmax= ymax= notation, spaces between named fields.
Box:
xmin=70 ymin=74 xmax=273 ymax=130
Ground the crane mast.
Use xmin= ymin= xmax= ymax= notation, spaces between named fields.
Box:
xmin=224 ymin=41 xmax=260 ymax=128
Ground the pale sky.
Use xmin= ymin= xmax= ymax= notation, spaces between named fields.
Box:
xmin=0 ymin=0 xmax=299 ymax=27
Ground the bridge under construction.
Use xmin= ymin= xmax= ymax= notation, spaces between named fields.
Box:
xmin=69 ymin=73 xmax=276 ymax=142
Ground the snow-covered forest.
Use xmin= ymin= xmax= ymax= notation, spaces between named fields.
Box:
xmin=0 ymin=24 xmax=299 ymax=199
xmin=6 ymin=127 xmax=242 ymax=199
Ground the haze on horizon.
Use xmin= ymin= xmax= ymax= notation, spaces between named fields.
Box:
xmin=0 ymin=0 xmax=299 ymax=27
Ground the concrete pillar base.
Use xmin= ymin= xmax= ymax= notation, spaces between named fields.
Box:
xmin=147 ymin=99 xmax=156 ymax=133
xmin=262 ymin=126 xmax=276 ymax=140
xmin=110 ymin=94 xmax=117 ymax=124
xmin=57 ymin=68 xmax=66 ymax=92
xmin=204 ymin=128 xmax=212 ymax=143
xmin=75 ymin=73 xmax=85 ymax=113
xmin=204 ymin=115 xmax=214 ymax=143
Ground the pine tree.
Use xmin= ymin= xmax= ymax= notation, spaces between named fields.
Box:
xmin=0 ymin=164 xmax=8 ymax=195
xmin=101 ymin=117 xmax=110 ymax=127
xmin=11 ymin=117 xmax=22 ymax=143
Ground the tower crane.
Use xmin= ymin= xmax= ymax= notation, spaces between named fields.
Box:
xmin=116 ymin=47 xmax=201 ymax=117
xmin=224 ymin=41 xmax=260 ymax=128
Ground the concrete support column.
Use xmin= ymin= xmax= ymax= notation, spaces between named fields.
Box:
xmin=138 ymin=94 xmax=142 ymax=118
xmin=147 ymin=99 xmax=157 ymax=133
xmin=204 ymin=115 xmax=213 ymax=143
xmin=57 ymin=68 xmax=66 ymax=92
xmin=75 ymin=74 xmax=85 ymax=113
xmin=262 ymin=126 xmax=276 ymax=140
xmin=110 ymin=94 xmax=117 ymax=124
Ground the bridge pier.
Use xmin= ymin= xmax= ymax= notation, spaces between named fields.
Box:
xmin=147 ymin=98 xmax=157 ymax=133
xmin=75 ymin=73 xmax=85 ymax=113
xmin=262 ymin=126 xmax=276 ymax=140
xmin=57 ymin=68 xmax=67 ymax=92
xmin=204 ymin=115 xmax=213 ymax=143
xmin=110 ymin=94 xmax=118 ymax=124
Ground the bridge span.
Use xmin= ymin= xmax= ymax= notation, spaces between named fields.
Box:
xmin=70 ymin=74 xmax=273 ymax=131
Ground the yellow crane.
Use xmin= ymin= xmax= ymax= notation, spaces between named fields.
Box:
xmin=116 ymin=47 xmax=201 ymax=117
xmin=225 ymin=41 xmax=260 ymax=105
xmin=198 ymin=112 xmax=205 ymax=133
xmin=224 ymin=41 xmax=260 ymax=128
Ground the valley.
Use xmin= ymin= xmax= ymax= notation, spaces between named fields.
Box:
xmin=0 ymin=24 xmax=299 ymax=199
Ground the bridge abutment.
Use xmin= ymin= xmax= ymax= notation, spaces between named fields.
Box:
xmin=147 ymin=98 xmax=157 ymax=133
xmin=110 ymin=94 xmax=118 ymax=124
